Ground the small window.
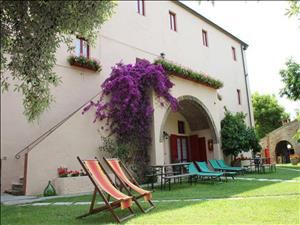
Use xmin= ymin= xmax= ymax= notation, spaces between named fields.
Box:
xmin=178 ymin=121 xmax=185 ymax=134
xmin=237 ymin=89 xmax=241 ymax=105
xmin=232 ymin=47 xmax=237 ymax=61
xmin=202 ymin=30 xmax=208 ymax=47
xmin=169 ymin=11 xmax=177 ymax=31
xmin=137 ymin=0 xmax=145 ymax=16
xmin=75 ymin=38 xmax=89 ymax=58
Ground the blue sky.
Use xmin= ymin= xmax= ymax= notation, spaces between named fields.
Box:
xmin=184 ymin=1 xmax=300 ymax=119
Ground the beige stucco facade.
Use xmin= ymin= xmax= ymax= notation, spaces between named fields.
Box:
xmin=1 ymin=1 xmax=253 ymax=195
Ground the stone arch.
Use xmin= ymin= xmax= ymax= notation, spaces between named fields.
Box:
xmin=275 ymin=140 xmax=294 ymax=163
xmin=159 ymin=95 xmax=219 ymax=143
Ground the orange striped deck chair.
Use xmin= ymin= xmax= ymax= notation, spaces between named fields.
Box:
xmin=104 ymin=158 xmax=155 ymax=213
xmin=77 ymin=157 xmax=134 ymax=223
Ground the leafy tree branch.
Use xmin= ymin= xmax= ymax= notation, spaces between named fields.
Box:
xmin=1 ymin=1 xmax=116 ymax=121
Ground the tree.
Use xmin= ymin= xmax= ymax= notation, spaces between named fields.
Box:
xmin=221 ymin=109 xmax=260 ymax=158
xmin=286 ymin=1 xmax=300 ymax=23
xmin=294 ymin=114 xmax=300 ymax=143
xmin=1 ymin=1 xmax=116 ymax=121
xmin=279 ymin=58 xmax=300 ymax=101
xmin=252 ymin=93 xmax=290 ymax=139
xmin=246 ymin=127 xmax=262 ymax=154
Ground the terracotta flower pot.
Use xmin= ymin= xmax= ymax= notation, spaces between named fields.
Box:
xmin=290 ymin=158 xmax=298 ymax=165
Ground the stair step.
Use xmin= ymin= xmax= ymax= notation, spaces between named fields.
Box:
xmin=12 ymin=183 xmax=24 ymax=191
xmin=19 ymin=177 xmax=24 ymax=184
xmin=5 ymin=189 xmax=24 ymax=196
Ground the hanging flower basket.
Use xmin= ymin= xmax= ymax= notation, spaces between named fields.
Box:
xmin=68 ymin=55 xmax=101 ymax=72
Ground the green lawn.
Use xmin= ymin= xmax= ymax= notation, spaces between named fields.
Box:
xmin=277 ymin=163 xmax=300 ymax=170
xmin=241 ymin=166 xmax=300 ymax=180
xmin=2 ymin=168 xmax=300 ymax=224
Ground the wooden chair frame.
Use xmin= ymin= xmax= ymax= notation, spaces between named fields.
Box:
xmin=77 ymin=157 xmax=135 ymax=223
xmin=103 ymin=157 xmax=155 ymax=213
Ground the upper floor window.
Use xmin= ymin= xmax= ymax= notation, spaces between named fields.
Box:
xmin=75 ymin=37 xmax=89 ymax=58
xmin=169 ymin=11 xmax=177 ymax=31
xmin=237 ymin=89 xmax=241 ymax=105
xmin=202 ymin=30 xmax=208 ymax=47
xmin=232 ymin=47 xmax=237 ymax=61
xmin=137 ymin=0 xmax=145 ymax=16
xmin=178 ymin=121 xmax=185 ymax=134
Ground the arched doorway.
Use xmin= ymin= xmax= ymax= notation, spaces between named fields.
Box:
xmin=160 ymin=96 xmax=218 ymax=164
xmin=275 ymin=140 xmax=294 ymax=164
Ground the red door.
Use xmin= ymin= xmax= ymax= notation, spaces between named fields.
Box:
xmin=189 ymin=136 xmax=207 ymax=162
xmin=198 ymin=137 xmax=207 ymax=162
xmin=190 ymin=135 xmax=200 ymax=161
xmin=170 ymin=135 xmax=189 ymax=162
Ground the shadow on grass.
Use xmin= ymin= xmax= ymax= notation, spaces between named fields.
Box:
xmin=2 ymin=169 xmax=300 ymax=225
xmin=60 ymin=170 xmax=300 ymax=224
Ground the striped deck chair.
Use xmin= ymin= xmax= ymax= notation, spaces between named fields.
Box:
xmin=104 ymin=158 xmax=155 ymax=213
xmin=196 ymin=161 xmax=236 ymax=180
xmin=77 ymin=157 xmax=134 ymax=223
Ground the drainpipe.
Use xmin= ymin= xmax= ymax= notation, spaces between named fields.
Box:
xmin=240 ymin=44 xmax=253 ymax=127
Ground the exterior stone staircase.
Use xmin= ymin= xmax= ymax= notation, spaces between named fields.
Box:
xmin=5 ymin=177 xmax=24 ymax=196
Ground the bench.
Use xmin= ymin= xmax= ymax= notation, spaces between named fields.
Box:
xmin=162 ymin=173 xmax=196 ymax=190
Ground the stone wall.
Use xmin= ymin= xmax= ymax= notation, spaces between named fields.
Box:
xmin=260 ymin=120 xmax=300 ymax=163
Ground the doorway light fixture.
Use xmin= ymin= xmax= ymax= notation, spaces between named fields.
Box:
xmin=163 ymin=131 xmax=169 ymax=139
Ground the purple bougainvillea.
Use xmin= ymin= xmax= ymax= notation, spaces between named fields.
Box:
xmin=83 ymin=59 xmax=178 ymax=177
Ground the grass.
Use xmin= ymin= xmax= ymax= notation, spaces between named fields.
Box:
xmin=1 ymin=167 xmax=300 ymax=224
xmin=277 ymin=163 xmax=300 ymax=170
xmin=241 ymin=166 xmax=300 ymax=180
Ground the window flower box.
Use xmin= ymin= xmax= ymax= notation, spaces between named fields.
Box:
xmin=53 ymin=176 xmax=93 ymax=195
xmin=68 ymin=55 xmax=101 ymax=72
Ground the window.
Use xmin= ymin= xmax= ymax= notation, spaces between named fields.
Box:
xmin=137 ymin=0 xmax=145 ymax=16
xmin=178 ymin=121 xmax=185 ymax=134
xmin=237 ymin=89 xmax=241 ymax=105
xmin=169 ymin=11 xmax=177 ymax=31
xmin=75 ymin=38 xmax=89 ymax=58
xmin=232 ymin=47 xmax=236 ymax=61
xmin=202 ymin=30 xmax=208 ymax=47
xmin=170 ymin=135 xmax=189 ymax=162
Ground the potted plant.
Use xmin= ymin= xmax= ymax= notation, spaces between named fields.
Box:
xmin=70 ymin=170 xmax=80 ymax=177
xmin=290 ymin=154 xmax=300 ymax=165
xmin=57 ymin=167 xmax=68 ymax=177
xmin=67 ymin=55 xmax=101 ymax=72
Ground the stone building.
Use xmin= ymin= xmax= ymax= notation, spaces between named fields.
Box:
xmin=260 ymin=120 xmax=300 ymax=163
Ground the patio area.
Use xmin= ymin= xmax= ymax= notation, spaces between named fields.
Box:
xmin=2 ymin=164 xmax=299 ymax=224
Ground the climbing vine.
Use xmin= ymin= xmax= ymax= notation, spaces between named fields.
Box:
xmin=84 ymin=60 xmax=178 ymax=179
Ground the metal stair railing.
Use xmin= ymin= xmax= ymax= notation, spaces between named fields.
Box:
xmin=15 ymin=92 xmax=100 ymax=159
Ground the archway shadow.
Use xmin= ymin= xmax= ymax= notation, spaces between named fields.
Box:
xmin=70 ymin=168 xmax=300 ymax=224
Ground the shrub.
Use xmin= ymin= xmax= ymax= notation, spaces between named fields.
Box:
xmin=84 ymin=59 xmax=178 ymax=180
xmin=221 ymin=108 xmax=261 ymax=157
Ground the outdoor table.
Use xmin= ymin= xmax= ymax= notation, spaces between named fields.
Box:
xmin=149 ymin=162 xmax=190 ymax=189
xmin=260 ymin=157 xmax=276 ymax=172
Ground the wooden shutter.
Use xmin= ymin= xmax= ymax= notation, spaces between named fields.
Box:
xmin=170 ymin=135 xmax=178 ymax=162
xmin=198 ymin=137 xmax=207 ymax=162
xmin=189 ymin=135 xmax=199 ymax=161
